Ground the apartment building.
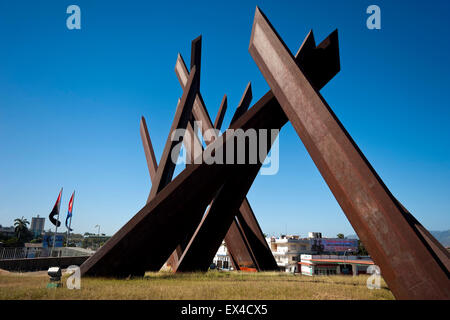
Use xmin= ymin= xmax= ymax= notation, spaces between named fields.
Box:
xmin=266 ymin=235 xmax=312 ymax=272
xmin=266 ymin=233 xmax=359 ymax=273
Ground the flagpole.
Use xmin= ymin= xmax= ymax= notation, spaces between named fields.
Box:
xmin=52 ymin=188 xmax=62 ymax=256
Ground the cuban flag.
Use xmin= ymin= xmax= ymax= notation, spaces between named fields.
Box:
xmin=65 ymin=191 xmax=75 ymax=232
xmin=49 ymin=188 xmax=62 ymax=227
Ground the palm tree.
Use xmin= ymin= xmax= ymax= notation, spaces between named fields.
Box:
xmin=14 ymin=217 xmax=30 ymax=241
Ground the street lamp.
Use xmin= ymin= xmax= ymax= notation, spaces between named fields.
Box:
xmin=342 ymin=248 xmax=352 ymax=275
xmin=94 ymin=225 xmax=100 ymax=250
xmin=343 ymin=248 xmax=352 ymax=261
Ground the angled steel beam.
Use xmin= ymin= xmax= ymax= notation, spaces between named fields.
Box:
xmin=231 ymin=199 xmax=275 ymax=271
xmin=147 ymin=37 xmax=203 ymax=204
xmin=214 ymin=95 xmax=228 ymax=130
xmin=139 ymin=117 xmax=158 ymax=181
xmin=295 ymin=29 xmax=339 ymax=91
xmin=394 ymin=198 xmax=450 ymax=272
xmin=190 ymin=35 xmax=202 ymax=88
xmin=224 ymin=215 xmax=259 ymax=269
xmin=175 ymin=54 xmax=214 ymax=138
xmin=248 ymin=6 xmax=449 ymax=300
xmin=166 ymin=122 xmax=203 ymax=269
xmin=148 ymin=66 xmax=199 ymax=201
xmin=174 ymin=29 xmax=341 ymax=272
xmin=139 ymin=112 xmax=203 ymax=270
xmin=229 ymin=82 xmax=252 ymax=126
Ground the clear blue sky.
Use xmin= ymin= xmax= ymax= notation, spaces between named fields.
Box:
xmin=0 ymin=0 xmax=449 ymax=238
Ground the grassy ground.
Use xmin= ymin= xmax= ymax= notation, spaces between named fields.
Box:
xmin=0 ymin=269 xmax=394 ymax=300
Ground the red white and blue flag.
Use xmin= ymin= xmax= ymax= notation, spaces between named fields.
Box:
xmin=65 ymin=191 xmax=75 ymax=232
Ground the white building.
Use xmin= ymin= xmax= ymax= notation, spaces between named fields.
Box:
xmin=0 ymin=225 xmax=15 ymax=237
xmin=266 ymin=235 xmax=311 ymax=273
xmin=212 ymin=241 xmax=232 ymax=270
xmin=300 ymin=254 xmax=374 ymax=276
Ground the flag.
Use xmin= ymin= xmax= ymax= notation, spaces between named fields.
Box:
xmin=65 ymin=191 xmax=75 ymax=232
xmin=49 ymin=188 xmax=62 ymax=227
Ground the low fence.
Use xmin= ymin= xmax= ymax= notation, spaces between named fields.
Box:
xmin=0 ymin=256 xmax=90 ymax=272
xmin=0 ymin=247 xmax=94 ymax=260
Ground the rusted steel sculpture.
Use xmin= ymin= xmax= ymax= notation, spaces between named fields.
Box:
xmin=248 ymin=7 xmax=449 ymax=300
xmin=80 ymin=6 xmax=448 ymax=299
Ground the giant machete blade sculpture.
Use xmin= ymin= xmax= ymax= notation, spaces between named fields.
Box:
xmin=80 ymin=25 xmax=339 ymax=277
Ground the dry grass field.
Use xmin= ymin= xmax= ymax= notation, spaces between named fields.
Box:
xmin=0 ymin=269 xmax=394 ymax=300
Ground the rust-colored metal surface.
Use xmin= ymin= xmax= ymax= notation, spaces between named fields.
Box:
xmin=175 ymin=54 xmax=214 ymax=139
xmin=213 ymin=95 xmax=228 ymax=130
xmin=224 ymin=216 xmax=258 ymax=269
xmin=147 ymin=65 xmax=199 ymax=201
xmin=229 ymin=82 xmax=252 ymax=126
xmin=190 ymin=35 xmax=202 ymax=88
xmin=140 ymin=113 xmax=203 ymax=270
xmin=139 ymin=116 xmax=158 ymax=182
xmin=233 ymin=199 xmax=277 ymax=271
xmin=248 ymin=7 xmax=450 ymax=300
